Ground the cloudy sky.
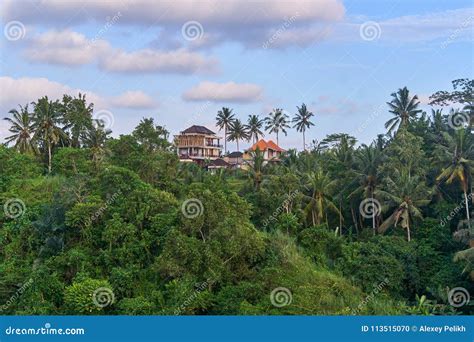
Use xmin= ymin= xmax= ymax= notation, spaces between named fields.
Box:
xmin=1 ymin=0 xmax=473 ymax=150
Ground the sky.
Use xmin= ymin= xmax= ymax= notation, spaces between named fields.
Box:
xmin=0 ymin=0 xmax=473 ymax=151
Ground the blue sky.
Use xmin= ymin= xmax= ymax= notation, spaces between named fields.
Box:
xmin=1 ymin=0 xmax=473 ymax=151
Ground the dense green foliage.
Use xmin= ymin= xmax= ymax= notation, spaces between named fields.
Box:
xmin=1 ymin=81 xmax=473 ymax=315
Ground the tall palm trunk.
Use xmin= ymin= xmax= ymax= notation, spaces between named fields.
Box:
xmin=370 ymin=193 xmax=376 ymax=234
xmin=48 ymin=142 xmax=52 ymax=173
xmin=276 ymin=131 xmax=279 ymax=146
xmin=303 ymin=129 xmax=306 ymax=151
xmin=236 ymin=139 xmax=240 ymax=151
xmin=224 ymin=127 xmax=227 ymax=153
xmin=407 ymin=219 xmax=411 ymax=242
xmin=464 ymin=190 xmax=471 ymax=230
xmin=372 ymin=210 xmax=376 ymax=235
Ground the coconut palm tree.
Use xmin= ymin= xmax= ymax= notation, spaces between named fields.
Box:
xmin=4 ymin=104 xmax=36 ymax=154
xmin=246 ymin=147 xmax=265 ymax=190
xmin=216 ymin=107 xmax=235 ymax=154
xmin=350 ymin=143 xmax=383 ymax=232
xmin=81 ymin=119 xmax=111 ymax=168
xmin=304 ymin=170 xmax=341 ymax=226
xmin=246 ymin=114 xmax=264 ymax=144
xmin=32 ymin=97 xmax=68 ymax=173
xmin=377 ymin=169 xmax=433 ymax=241
xmin=265 ymin=108 xmax=290 ymax=146
xmin=227 ymin=119 xmax=249 ymax=151
xmin=385 ymin=87 xmax=422 ymax=134
xmin=436 ymin=128 xmax=473 ymax=229
xmin=292 ymin=103 xmax=314 ymax=151
xmin=62 ymin=93 xmax=93 ymax=148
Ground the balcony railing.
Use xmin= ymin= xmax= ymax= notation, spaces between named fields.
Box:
xmin=180 ymin=153 xmax=219 ymax=158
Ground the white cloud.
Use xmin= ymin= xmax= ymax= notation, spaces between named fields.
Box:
xmin=0 ymin=76 xmax=157 ymax=114
xmin=22 ymin=29 xmax=218 ymax=74
xmin=0 ymin=76 xmax=106 ymax=109
xmin=111 ymin=90 xmax=157 ymax=109
xmin=183 ymin=81 xmax=263 ymax=103
xmin=100 ymin=49 xmax=218 ymax=74
xmin=1 ymin=0 xmax=345 ymax=48
xmin=25 ymin=29 xmax=110 ymax=65
xmin=1 ymin=0 xmax=344 ymax=26
xmin=337 ymin=8 xmax=474 ymax=43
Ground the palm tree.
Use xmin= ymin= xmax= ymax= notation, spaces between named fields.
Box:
xmin=32 ymin=97 xmax=68 ymax=173
xmin=385 ymin=87 xmax=422 ymax=134
xmin=292 ymin=103 xmax=314 ymax=151
xmin=4 ymin=104 xmax=36 ymax=154
xmin=304 ymin=170 xmax=341 ymax=226
xmin=350 ymin=143 xmax=383 ymax=232
xmin=227 ymin=119 xmax=249 ymax=151
xmin=62 ymin=93 xmax=93 ymax=147
xmin=436 ymin=128 xmax=473 ymax=229
xmin=216 ymin=107 xmax=235 ymax=154
xmin=246 ymin=114 xmax=264 ymax=144
xmin=265 ymin=108 xmax=290 ymax=146
xmin=81 ymin=120 xmax=111 ymax=168
xmin=377 ymin=169 xmax=432 ymax=241
xmin=246 ymin=147 xmax=265 ymax=190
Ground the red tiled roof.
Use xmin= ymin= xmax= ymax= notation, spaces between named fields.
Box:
xmin=248 ymin=139 xmax=285 ymax=152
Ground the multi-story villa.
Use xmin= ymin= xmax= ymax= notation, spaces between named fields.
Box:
xmin=174 ymin=125 xmax=222 ymax=163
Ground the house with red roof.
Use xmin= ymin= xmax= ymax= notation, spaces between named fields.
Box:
xmin=243 ymin=139 xmax=285 ymax=163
